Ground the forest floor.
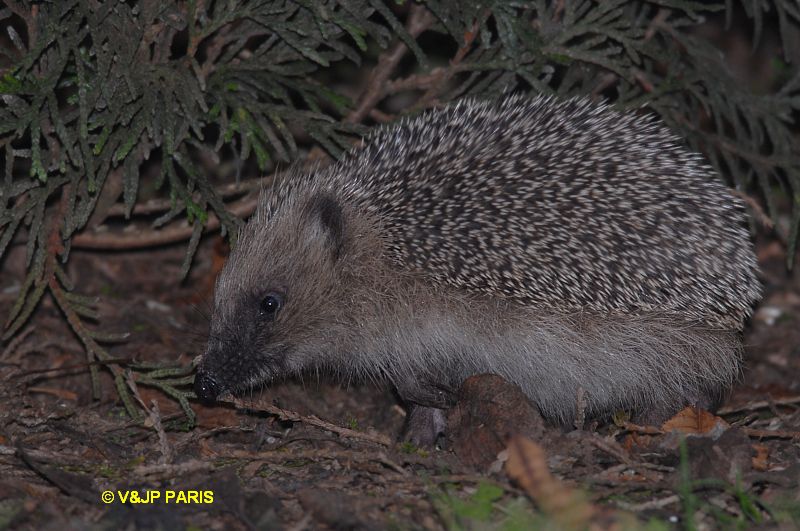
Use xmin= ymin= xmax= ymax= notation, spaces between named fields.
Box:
xmin=0 ymin=232 xmax=799 ymax=531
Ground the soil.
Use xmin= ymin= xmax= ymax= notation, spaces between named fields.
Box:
xmin=1 ymin=232 xmax=799 ymax=530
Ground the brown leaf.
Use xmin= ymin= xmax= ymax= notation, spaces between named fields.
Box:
xmin=505 ymin=435 xmax=595 ymax=530
xmin=752 ymin=443 xmax=769 ymax=471
xmin=661 ymin=406 xmax=729 ymax=435
xmin=622 ymin=432 xmax=655 ymax=451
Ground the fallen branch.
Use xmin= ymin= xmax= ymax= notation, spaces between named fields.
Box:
xmin=230 ymin=397 xmax=393 ymax=447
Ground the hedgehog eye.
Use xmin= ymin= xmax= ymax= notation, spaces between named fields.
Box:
xmin=259 ymin=292 xmax=283 ymax=319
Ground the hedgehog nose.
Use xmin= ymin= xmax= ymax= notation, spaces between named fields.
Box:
xmin=194 ymin=371 xmax=220 ymax=405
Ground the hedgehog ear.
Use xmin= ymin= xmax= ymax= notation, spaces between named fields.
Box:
xmin=307 ymin=193 xmax=344 ymax=260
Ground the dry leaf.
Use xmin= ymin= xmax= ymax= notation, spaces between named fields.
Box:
xmin=505 ymin=435 xmax=594 ymax=530
xmin=752 ymin=443 xmax=769 ymax=471
xmin=661 ymin=406 xmax=729 ymax=435
xmin=623 ymin=432 xmax=655 ymax=450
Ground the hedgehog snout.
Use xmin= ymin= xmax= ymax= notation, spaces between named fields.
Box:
xmin=194 ymin=369 xmax=223 ymax=405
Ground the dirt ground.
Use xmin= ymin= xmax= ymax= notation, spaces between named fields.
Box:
xmin=1 ymin=230 xmax=799 ymax=530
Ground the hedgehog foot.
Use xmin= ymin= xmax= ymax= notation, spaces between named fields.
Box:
xmin=402 ymin=405 xmax=447 ymax=448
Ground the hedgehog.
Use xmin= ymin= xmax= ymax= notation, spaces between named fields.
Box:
xmin=194 ymin=94 xmax=762 ymax=446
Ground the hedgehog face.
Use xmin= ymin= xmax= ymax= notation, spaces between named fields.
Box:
xmin=194 ymin=191 xmax=351 ymax=403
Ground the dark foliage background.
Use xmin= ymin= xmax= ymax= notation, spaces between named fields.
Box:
xmin=1 ymin=0 xmax=799 ymax=422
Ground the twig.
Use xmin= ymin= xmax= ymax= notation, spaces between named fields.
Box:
xmin=589 ymin=437 xmax=673 ymax=481
xmin=104 ymin=176 xmax=268 ymax=218
xmin=616 ymin=494 xmax=680 ymax=512
xmin=86 ymin=167 xmax=124 ymax=229
xmin=717 ymin=395 xmax=800 ymax=415
xmin=589 ymin=436 xmax=632 ymax=464
xmin=148 ymin=399 xmax=174 ymax=464
xmin=644 ymin=8 xmax=671 ymax=42
xmin=230 ymin=397 xmax=393 ymax=447
xmin=346 ymin=4 xmax=436 ymax=124
xmin=286 ymin=515 xmax=313 ymax=531
xmin=0 ymin=325 xmax=35 ymax=360
xmin=26 ymin=386 xmax=78 ymax=400
xmin=413 ymin=16 xmax=480 ymax=111
xmin=619 ymin=421 xmax=663 ymax=435
xmin=730 ymin=189 xmax=774 ymax=230
xmin=741 ymin=427 xmax=800 ymax=440
xmin=368 ymin=108 xmax=396 ymax=124
xmin=375 ymin=452 xmax=409 ymax=476
xmin=632 ymin=69 xmax=654 ymax=93
xmin=621 ymin=420 xmax=800 ymax=440
xmin=574 ymin=386 xmax=587 ymax=430
xmin=70 ymin=192 xmax=256 ymax=250
xmin=383 ymin=67 xmax=465 ymax=95
xmin=220 ymin=447 xmax=424 ymax=481
xmin=428 ymin=474 xmax=522 ymax=495
xmin=134 ymin=460 xmax=215 ymax=479
xmin=552 ymin=0 xmax=567 ymax=22
xmin=590 ymin=73 xmax=618 ymax=99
